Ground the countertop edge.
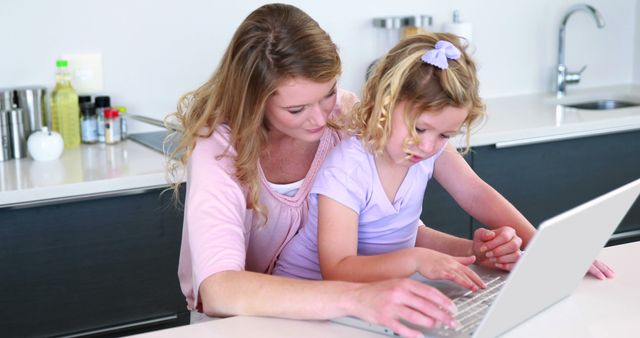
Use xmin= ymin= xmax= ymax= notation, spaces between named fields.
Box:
xmin=0 ymin=173 xmax=170 ymax=208
xmin=467 ymin=120 xmax=640 ymax=148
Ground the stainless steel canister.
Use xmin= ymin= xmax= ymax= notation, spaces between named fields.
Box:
xmin=0 ymin=110 xmax=11 ymax=161
xmin=15 ymin=86 xmax=47 ymax=137
xmin=8 ymin=108 xmax=27 ymax=159
xmin=0 ymin=88 xmax=16 ymax=111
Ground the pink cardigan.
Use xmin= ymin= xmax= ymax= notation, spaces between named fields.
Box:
xmin=177 ymin=90 xmax=357 ymax=310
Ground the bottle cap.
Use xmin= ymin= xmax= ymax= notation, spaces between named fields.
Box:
xmin=80 ymin=102 xmax=95 ymax=116
xmin=372 ymin=16 xmax=403 ymax=29
xmin=117 ymin=106 xmax=127 ymax=113
xmin=453 ymin=10 xmax=461 ymax=23
xmin=78 ymin=95 xmax=92 ymax=104
xmin=56 ymin=59 xmax=68 ymax=67
xmin=104 ymin=108 xmax=119 ymax=118
xmin=95 ymin=96 xmax=111 ymax=108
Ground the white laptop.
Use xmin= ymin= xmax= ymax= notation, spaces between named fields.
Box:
xmin=333 ymin=178 xmax=640 ymax=338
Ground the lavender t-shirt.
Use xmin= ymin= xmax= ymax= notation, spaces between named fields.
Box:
xmin=273 ymin=136 xmax=446 ymax=280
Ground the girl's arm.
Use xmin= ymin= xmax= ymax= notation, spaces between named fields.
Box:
xmin=317 ymin=195 xmax=485 ymax=290
xmin=415 ymin=225 xmax=473 ymax=256
xmin=415 ymin=224 xmax=521 ymax=270
xmin=433 ymin=144 xmax=613 ymax=277
xmin=433 ymin=144 xmax=536 ymax=245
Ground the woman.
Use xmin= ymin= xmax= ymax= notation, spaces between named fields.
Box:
xmin=170 ymin=4 xmax=612 ymax=337
xmin=170 ymin=4 xmax=458 ymax=336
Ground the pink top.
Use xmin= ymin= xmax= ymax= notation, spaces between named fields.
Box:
xmin=177 ymin=90 xmax=358 ymax=310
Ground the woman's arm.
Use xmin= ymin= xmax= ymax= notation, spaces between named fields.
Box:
xmin=200 ymin=270 xmax=458 ymax=338
xmin=317 ymin=195 xmax=484 ymax=290
xmin=200 ymin=270 xmax=353 ymax=318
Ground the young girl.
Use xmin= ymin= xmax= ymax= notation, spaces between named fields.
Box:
xmin=273 ymin=33 xmax=532 ymax=290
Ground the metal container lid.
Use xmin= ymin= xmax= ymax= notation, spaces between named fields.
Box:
xmin=13 ymin=85 xmax=46 ymax=91
xmin=402 ymin=15 xmax=433 ymax=28
xmin=372 ymin=16 xmax=403 ymax=29
xmin=0 ymin=88 xmax=16 ymax=111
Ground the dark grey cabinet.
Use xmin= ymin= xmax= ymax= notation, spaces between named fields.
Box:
xmin=421 ymin=153 xmax=474 ymax=239
xmin=0 ymin=186 xmax=188 ymax=337
xmin=473 ymin=130 xmax=640 ymax=245
xmin=420 ymin=130 xmax=640 ymax=246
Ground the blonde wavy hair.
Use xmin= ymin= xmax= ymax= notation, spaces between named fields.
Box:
xmin=345 ymin=32 xmax=484 ymax=155
xmin=167 ymin=4 xmax=341 ymax=217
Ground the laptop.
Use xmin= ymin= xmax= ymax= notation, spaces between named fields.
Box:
xmin=332 ymin=178 xmax=640 ymax=338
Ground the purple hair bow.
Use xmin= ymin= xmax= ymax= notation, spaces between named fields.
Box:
xmin=421 ymin=40 xmax=461 ymax=69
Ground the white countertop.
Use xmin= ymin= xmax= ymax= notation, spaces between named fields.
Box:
xmin=0 ymin=140 xmax=170 ymax=207
xmin=1 ymin=84 xmax=638 ymax=206
xmin=462 ymin=84 xmax=640 ymax=147
xmin=131 ymin=241 xmax=640 ymax=338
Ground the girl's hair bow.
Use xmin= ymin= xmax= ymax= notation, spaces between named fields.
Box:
xmin=421 ymin=40 xmax=461 ymax=69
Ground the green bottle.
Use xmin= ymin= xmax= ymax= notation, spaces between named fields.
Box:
xmin=51 ymin=59 xmax=81 ymax=148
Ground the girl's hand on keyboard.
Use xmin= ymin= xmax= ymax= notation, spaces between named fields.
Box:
xmin=416 ymin=249 xmax=487 ymax=291
xmin=472 ymin=227 xmax=523 ymax=271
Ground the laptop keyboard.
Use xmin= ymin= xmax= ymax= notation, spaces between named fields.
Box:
xmin=453 ymin=274 xmax=506 ymax=333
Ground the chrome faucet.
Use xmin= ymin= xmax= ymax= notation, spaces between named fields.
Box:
xmin=556 ymin=4 xmax=605 ymax=98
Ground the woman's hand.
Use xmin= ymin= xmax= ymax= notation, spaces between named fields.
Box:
xmin=587 ymin=259 xmax=615 ymax=279
xmin=415 ymin=249 xmax=486 ymax=291
xmin=350 ymin=278 xmax=458 ymax=338
xmin=472 ymin=227 xmax=523 ymax=271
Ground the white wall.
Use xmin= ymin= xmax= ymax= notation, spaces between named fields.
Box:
xmin=0 ymin=0 xmax=637 ymax=133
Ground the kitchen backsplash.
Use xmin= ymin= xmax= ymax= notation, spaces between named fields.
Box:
xmin=0 ymin=0 xmax=638 ymax=135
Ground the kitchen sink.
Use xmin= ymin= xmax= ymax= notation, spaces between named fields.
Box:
xmin=563 ymin=99 xmax=640 ymax=110
xmin=129 ymin=130 xmax=181 ymax=158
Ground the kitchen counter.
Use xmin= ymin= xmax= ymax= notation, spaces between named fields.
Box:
xmin=1 ymin=139 xmax=189 ymax=337
xmin=132 ymin=241 xmax=640 ymax=338
xmin=462 ymin=84 xmax=640 ymax=147
xmin=1 ymin=84 xmax=638 ymax=207
xmin=0 ymin=140 xmax=171 ymax=207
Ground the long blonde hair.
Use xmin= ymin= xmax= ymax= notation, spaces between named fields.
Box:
xmin=346 ymin=32 xmax=484 ymax=155
xmin=168 ymin=4 xmax=341 ymax=216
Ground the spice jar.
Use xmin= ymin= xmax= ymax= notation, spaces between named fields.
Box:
xmin=80 ymin=101 xmax=98 ymax=144
xmin=95 ymin=96 xmax=111 ymax=143
xmin=103 ymin=108 xmax=121 ymax=144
